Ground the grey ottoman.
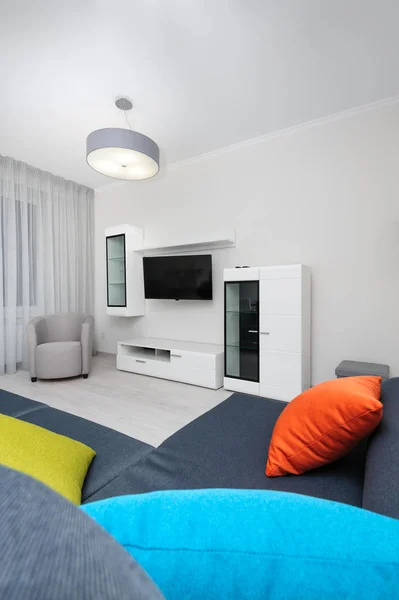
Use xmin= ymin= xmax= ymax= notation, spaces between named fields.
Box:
xmin=335 ymin=360 xmax=389 ymax=381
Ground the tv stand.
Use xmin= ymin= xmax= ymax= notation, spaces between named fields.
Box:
xmin=117 ymin=337 xmax=224 ymax=389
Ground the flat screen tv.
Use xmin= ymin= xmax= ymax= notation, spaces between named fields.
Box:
xmin=143 ymin=255 xmax=212 ymax=300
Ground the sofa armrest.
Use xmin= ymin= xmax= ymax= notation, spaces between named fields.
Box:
xmin=81 ymin=316 xmax=95 ymax=376
xmin=362 ymin=377 xmax=399 ymax=519
xmin=26 ymin=317 xmax=47 ymax=378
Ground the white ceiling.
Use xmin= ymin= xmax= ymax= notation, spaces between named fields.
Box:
xmin=1 ymin=0 xmax=399 ymax=189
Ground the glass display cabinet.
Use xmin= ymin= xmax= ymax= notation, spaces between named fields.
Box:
xmin=106 ymin=234 xmax=126 ymax=307
xmin=224 ymin=280 xmax=259 ymax=383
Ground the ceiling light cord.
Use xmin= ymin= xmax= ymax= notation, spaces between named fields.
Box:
xmin=124 ymin=110 xmax=133 ymax=131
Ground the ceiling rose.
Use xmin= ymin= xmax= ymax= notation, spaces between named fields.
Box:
xmin=86 ymin=98 xmax=159 ymax=181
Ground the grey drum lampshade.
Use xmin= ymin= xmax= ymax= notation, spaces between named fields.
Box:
xmin=86 ymin=128 xmax=159 ymax=181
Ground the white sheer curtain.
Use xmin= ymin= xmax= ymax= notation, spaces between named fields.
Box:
xmin=0 ymin=156 xmax=94 ymax=375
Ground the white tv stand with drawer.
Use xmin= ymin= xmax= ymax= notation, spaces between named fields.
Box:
xmin=117 ymin=338 xmax=224 ymax=389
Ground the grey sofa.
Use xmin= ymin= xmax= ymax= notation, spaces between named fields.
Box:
xmin=26 ymin=313 xmax=94 ymax=382
xmin=0 ymin=378 xmax=398 ymax=518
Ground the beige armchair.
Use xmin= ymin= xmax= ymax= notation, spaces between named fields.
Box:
xmin=26 ymin=313 xmax=94 ymax=382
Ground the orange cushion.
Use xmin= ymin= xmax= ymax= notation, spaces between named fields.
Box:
xmin=266 ymin=376 xmax=383 ymax=477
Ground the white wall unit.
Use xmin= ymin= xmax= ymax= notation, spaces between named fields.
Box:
xmin=117 ymin=338 xmax=224 ymax=389
xmin=223 ymin=264 xmax=311 ymax=401
xmin=105 ymin=225 xmax=145 ymax=317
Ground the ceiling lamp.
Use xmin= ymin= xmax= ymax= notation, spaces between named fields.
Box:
xmin=86 ymin=97 xmax=159 ymax=181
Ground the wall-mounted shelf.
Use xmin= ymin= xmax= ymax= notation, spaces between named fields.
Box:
xmin=136 ymin=230 xmax=236 ymax=255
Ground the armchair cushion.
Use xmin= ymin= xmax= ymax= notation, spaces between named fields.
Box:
xmin=36 ymin=342 xmax=82 ymax=379
xmin=45 ymin=313 xmax=87 ymax=343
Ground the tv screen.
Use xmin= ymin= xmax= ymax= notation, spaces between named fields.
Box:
xmin=143 ymin=255 xmax=212 ymax=300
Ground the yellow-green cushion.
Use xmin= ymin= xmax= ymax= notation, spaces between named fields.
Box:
xmin=0 ymin=414 xmax=96 ymax=504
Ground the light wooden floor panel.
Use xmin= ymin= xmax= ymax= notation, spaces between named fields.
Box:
xmin=0 ymin=354 xmax=231 ymax=446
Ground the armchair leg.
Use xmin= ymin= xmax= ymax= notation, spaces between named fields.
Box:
xmin=31 ymin=377 xmax=37 ymax=383
xmin=82 ymin=374 xmax=89 ymax=379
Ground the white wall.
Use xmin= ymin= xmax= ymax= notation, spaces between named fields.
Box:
xmin=94 ymin=102 xmax=399 ymax=384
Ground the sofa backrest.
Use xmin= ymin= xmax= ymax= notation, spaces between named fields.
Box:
xmin=362 ymin=377 xmax=399 ymax=519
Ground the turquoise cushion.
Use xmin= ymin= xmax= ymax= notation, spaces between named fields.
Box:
xmin=82 ymin=489 xmax=399 ymax=599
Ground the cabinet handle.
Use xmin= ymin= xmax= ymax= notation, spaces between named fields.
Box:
xmin=248 ymin=330 xmax=258 ymax=333
xmin=171 ymin=354 xmax=182 ymax=358
xmin=261 ymin=332 xmax=270 ymax=335
xmin=136 ymin=359 xmax=146 ymax=363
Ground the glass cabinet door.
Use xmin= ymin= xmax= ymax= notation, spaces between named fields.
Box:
xmin=225 ymin=280 xmax=259 ymax=382
xmin=106 ymin=234 xmax=126 ymax=307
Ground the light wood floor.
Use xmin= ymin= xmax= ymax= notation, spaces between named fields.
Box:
xmin=0 ymin=354 xmax=231 ymax=447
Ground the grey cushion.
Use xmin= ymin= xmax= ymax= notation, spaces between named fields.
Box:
xmin=88 ymin=393 xmax=366 ymax=507
xmin=0 ymin=465 xmax=164 ymax=599
xmin=335 ymin=360 xmax=390 ymax=380
xmin=362 ymin=377 xmax=399 ymax=518
xmin=36 ymin=341 xmax=82 ymax=379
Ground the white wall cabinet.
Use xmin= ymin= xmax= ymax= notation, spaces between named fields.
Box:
xmin=224 ymin=264 xmax=311 ymax=402
xmin=105 ymin=225 xmax=145 ymax=317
